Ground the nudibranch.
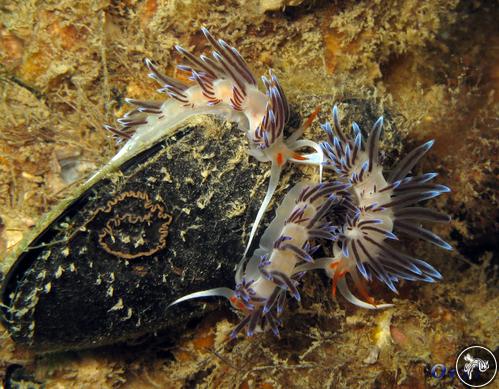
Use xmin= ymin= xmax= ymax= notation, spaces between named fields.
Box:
xmin=170 ymin=181 xmax=349 ymax=337
xmin=170 ymin=106 xmax=451 ymax=338
xmin=301 ymin=106 xmax=451 ymax=308
xmin=103 ymin=27 xmax=323 ymax=259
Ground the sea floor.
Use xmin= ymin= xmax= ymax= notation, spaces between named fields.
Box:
xmin=0 ymin=1 xmax=497 ymax=388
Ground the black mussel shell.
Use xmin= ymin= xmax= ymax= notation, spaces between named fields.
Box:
xmin=0 ymin=120 xmax=268 ymax=352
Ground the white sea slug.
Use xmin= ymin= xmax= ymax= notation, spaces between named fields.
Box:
xmin=170 ymin=181 xmax=348 ymax=337
xmin=103 ymin=28 xmax=323 ymax=259
xmin=307 ymin=106 xmax=452 ymax=308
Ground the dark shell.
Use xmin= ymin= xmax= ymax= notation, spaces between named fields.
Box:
xmin=0 ymin=120 xmax=270 ymax=352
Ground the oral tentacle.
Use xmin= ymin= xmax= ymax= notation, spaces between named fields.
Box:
xmin=241 ymin=161 xmax=283 ymax=260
